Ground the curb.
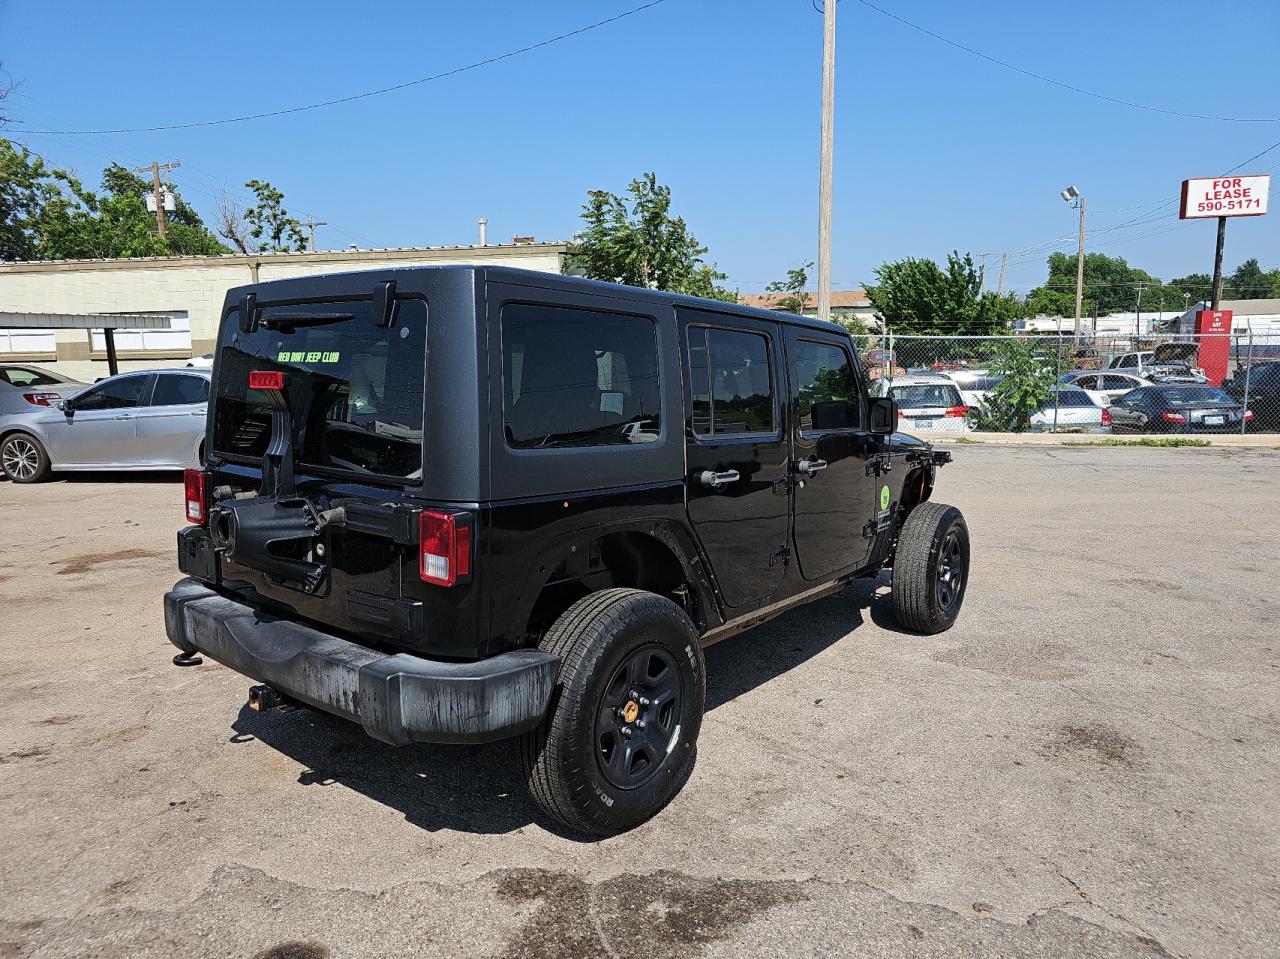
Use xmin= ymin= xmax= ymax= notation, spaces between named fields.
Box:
xmin=916 ymin=431 xmax=1279 ymax=448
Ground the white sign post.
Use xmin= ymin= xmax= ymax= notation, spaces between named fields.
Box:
xmin=1179 ymin=174 xmax=1272 ymax=308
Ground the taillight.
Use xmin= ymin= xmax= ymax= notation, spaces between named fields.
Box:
xmin=22 ymin=391 xmax=62 ymax=407
xmin=1161 ymin=411 xmax=1186 ymax=423
xmin=1244 ymin=410 xmax=1254 ymax=421
xmin=249 ymin=370 xmax=285 ymax=390
xmin=943 ymin=406 xmax=969 ymax=418
xmin=419 ymin=511 xmax=472 ymax=587
xmin=184 ymin=468 xmax=208 ymax=525
xmin=1101 ymin=408 xmax=1112 ymax=426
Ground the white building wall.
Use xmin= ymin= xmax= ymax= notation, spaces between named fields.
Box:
xmin=0 ymin=244 xmax=566 ymax=380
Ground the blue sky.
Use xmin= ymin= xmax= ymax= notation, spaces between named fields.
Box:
xmin=4 ymin=0 xmax=1278 ymax=294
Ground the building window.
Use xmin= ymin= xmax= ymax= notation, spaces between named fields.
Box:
xmin=90 ymin=311 xmax=192 ymax=354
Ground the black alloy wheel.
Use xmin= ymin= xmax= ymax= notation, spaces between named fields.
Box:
xmin=595 ymin=644 xmax=683 ymax=790
xmin=934 ymin=528 xmax=966 ymax=615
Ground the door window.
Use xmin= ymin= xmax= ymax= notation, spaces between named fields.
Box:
xmin=688 ymin=328 xmax=775 ymax=436
xmin=72 ymin=376 xmax=147 ymax=411
xmin=151 ymin=374 xmax=209 ymax=406
xmin=792 ymin=340 xmax=859 ymax=431
xmin=1073 ymin=375 xmax=1099 ymax=390
xmin=502 ymin=303 xmax=660 ymax=449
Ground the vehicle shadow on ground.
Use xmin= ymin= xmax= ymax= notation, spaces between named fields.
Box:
xmin=229 ymin=572 xmax=905 ymax=839
xmin=59 ymin=472 xmax=179 ymax=484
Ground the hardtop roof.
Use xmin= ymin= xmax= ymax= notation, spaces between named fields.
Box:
xmin=226 ymin=264 xmax=854 ymax=338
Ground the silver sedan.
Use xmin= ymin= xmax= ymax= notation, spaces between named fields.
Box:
xmin=0 ymin=369 xmax=209 ymax=483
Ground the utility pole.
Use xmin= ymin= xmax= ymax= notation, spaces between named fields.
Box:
xmin=304 ymin=215 xmax=327 ymax=252
xmin=134 ymin=160 xmax=181 ymax=237
xmin=996 ymin=252 xmax=1008 ymax=294
xmin=1134 ymin=281 xmax=1145 ymax=340
xmin=976 ymin=252 xmax=990 ymax=290
xmin=1210 ymin=216 xmax=1227 ymax=310
xmin=815 ymin=0 xmax=837 ymax=323
xmin=1073 ymin=196 xmax=1086 ymax=343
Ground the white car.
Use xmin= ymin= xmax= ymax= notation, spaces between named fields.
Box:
xmin=1029 ymin=386 xmax=1109 ymax=432
xmin=1059 ymin=371 xmax=1149 ymax=406
xmin=186 ymin=353 xmax=215 ymax=369
xmin=943 ymin=369 xmax=1005 ymax=409
xmin=883 ymin=375 xmax=974 ymax=433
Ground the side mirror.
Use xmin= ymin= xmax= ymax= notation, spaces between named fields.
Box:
xmin=60 ymin=397 xmax=76 ymax=414
xmin=868 ymin=396 xmax=898 ymax=435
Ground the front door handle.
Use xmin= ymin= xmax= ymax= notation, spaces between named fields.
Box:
xmin=796 ymin=458 xmax=828 ymax=477
xmin=113 ymin=414 xmax=133 ymax=420
xmin=698 ymin=469 xmax=740 ymax=491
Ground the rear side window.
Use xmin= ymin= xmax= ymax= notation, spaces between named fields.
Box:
xmin=73 ymin=375 xmax=148 ymax=411
xmin=688 ymin=328 xmax=775 ymax=436
xmin=151 ymin=374 xmax=209 ymax=406
xmin=792 ymin=340 xmax=859 ymax=431
xmin=502 ymin=303 xmax=660 ymax=449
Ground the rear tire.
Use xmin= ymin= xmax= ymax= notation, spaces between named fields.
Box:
xmin=1 ymin=433 xmax=51 ymax=483
xmin=520 ymin=588 xmax=705 ymax=836
xmin=892 ymin=502 xmax=969 ymax=634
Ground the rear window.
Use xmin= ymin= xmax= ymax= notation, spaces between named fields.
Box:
xmin=1047 ymin=390 xmax=1097 ymax=408
xmin=212 ymin=298 xmax=426 ymax=479
xmin=502 ymin=303 xmax=660 ymax=449
xmin=2 ymin=366 xmax=65 ymax=388
xmin=890 ymin=384 xmax=962 ymax=408
xmin=1159 ymin=387 xmax=1232 ymax=406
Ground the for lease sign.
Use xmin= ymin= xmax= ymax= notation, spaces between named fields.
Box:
xmin=1180 ymin=174 xmax=1270 ymax=219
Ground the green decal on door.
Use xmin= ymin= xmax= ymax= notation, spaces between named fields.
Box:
xmin=879 ymin=484 xmax=890 ymax=511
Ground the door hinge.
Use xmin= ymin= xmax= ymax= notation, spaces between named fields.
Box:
xmin=865 ymin=452 xmax=893 ymax=477
xmin=769 ymin=545 xmax=791 ymax=568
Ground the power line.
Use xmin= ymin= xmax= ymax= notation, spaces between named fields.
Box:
xmin=852 ymin=0 xmax=1280 ymax=123
xmin=13 ymin=1 xmax=670 ymax=135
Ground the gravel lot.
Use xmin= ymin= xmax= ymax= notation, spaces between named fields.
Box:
xmin=1 ymin=445 xmax=1278 ymax=959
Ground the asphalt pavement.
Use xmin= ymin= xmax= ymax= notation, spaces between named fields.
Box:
xmin=1 ymin=445 xmax=1278 ymax=959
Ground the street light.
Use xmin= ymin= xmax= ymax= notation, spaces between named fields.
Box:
xmin=1061 ymin=185 xmax=1086 ymax=343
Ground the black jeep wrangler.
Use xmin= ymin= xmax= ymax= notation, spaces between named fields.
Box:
xmin=165 ymin=266 xmax=967 ymax=835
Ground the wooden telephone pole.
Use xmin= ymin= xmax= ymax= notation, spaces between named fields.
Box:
xmin=304 ymin=215 xmax=328 ymax=252
xmin=815 ymin=0 xmax=836 ymax=323
xmin=134 ymin=160 xmax=181 ymax=237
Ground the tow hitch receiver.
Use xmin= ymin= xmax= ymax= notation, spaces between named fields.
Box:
xmin=248 ymin=684 xmax=292 ymax=711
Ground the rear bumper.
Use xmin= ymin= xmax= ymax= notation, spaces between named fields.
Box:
xmin=164 ymin=578 xmax=558 ymax=745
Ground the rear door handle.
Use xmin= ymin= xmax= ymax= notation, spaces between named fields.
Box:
xmin=113 ymin=414 xmax=133 ymax=420
xmin=698 ymin=469 xmax=740 ymax=491
xmin=796 ymin=458 xmax=828 ymax=477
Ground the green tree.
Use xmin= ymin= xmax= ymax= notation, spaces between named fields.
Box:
xmin=243 ymin=179 xmax=306 ymax=253
xmin=1026 ymin=251 xmax=1188 ymax=316
xmin=0 ymin=140 xmax=226 ymax=260
xmin=567 ymin=172 xmax=736 ymax=301
xmin=0 ymin=139 xmax=72 ymax=260
xmin=1228 ymin=258 xmax=1271 ymax=299
xmin=976 ymin=339 xmax=1055 ymax=432
xmin=865 ymin=252 xmax=1024 ymax=335
xmin=765 ymin=261 xmax=813 ymax=314
xmin=1167 ymin=272 xmax=1212 ymax=306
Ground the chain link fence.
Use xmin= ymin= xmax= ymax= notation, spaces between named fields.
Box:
xmin=856 ymin=332 xmax=1280 ymax=435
